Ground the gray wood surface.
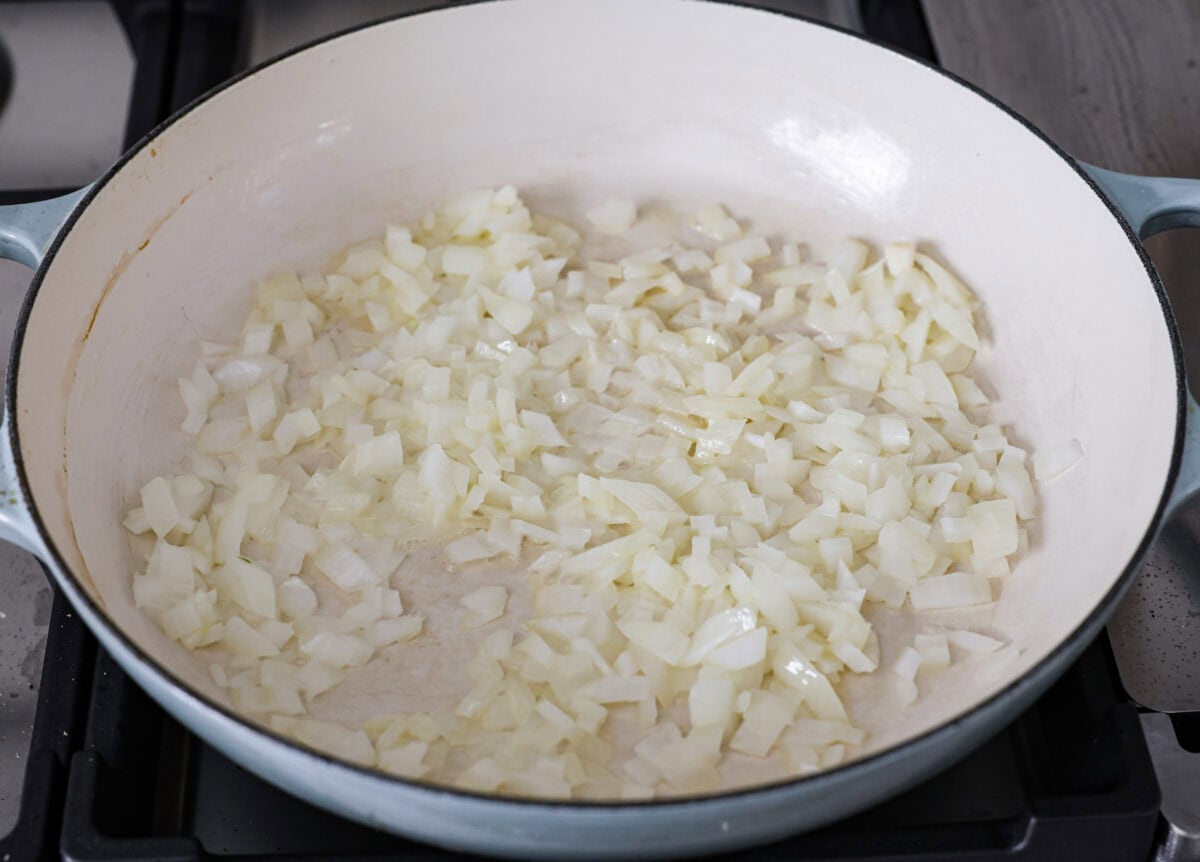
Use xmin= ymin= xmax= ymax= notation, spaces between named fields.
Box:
xmin=923 ymin=0 xmax=1200 ymax=712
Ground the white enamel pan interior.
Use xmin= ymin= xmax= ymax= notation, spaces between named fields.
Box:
xmin=0 ymin=0 xmax=1196 ymax=857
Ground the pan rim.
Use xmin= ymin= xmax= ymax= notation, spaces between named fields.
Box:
xmin=5 ymin=0 xmax=1185 ymax=814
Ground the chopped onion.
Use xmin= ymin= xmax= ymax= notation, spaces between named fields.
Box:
xmin=947 ymin=629 xmax=1005 ymax=654
xmin=217 ymin=558 xmax=276 ymax=619
xmin=1033 ymin=439 xmax=1083 ymax=480
xmin=913 ymin=633 xmax=950 ymax=673
xmin=692 ymin=203 xmax=741 ymax=241
xmin=586 ymin=199 xmax=638 ymax=235
xmin=140 ymin=476 xmax=181 ymax=538
xmin=729 ymin=690 xmax=793 ymax=757
xmin=892 ymin=646 xmax=921 ymax=682
xmin=461 ymin=586 xmax=508 ymax=628
xmin=910 ymin=571 xmax=993 ymax=610
xmin=299 ymin=632 xmax=373 ymax=668
xmin=125 ymin=187 xmax=1037 ymax=799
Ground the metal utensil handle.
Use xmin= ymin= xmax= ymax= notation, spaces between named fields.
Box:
xmin=1082 ymin=162 xmax=1200 ymax=518
xmin=0 ymin=187 xmax=90 ymax=269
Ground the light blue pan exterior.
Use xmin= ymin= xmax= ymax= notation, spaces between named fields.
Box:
xmin=0 ymin=10 xmax=1198 ymax=860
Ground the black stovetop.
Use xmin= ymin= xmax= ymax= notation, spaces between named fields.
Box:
xmin=0 ymin=2 xmax=1173 ymax=860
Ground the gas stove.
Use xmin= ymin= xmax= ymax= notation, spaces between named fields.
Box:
xmin=0 ymin=3 xmax=1195 ymax=860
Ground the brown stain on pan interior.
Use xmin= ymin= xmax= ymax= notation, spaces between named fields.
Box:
xmin=53 ymin=189 xmax=195 ymax=608
xmin=58 ymin=440 xmax=98 ymax=602
xmin=80 ymin=191 xmax=191 ymax=345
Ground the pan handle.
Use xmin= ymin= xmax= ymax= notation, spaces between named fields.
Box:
xmin=0 ymin=186 xmax=90 ymax=269
xmin=0 ymin=416 xmax=46 ymax=557
xmin=1171 ymin=396 xmax=1200 ymax=517
xmin=1082 ymin=164 xmax=1200 ymax=240
xmin=1081 ymin=162 xmax=1200 ymax=517
xmin=0 ymin=187 xmax=91 ymax=557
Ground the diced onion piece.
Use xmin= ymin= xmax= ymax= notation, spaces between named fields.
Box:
xmin=580 ymin=674 xmax=651 ymax=703
xmin=704 ymin=627 xmax=768 ymax=671
xmin=140 ymin=477 xmax=181 ymax=538
xmin=293 ymin=720 xmax=375 ymax=766
xmin=445 ymin=532 xmax=500 ymax=566
xmin=479 ymin=287 xmax=534 ymax=335
xmin=617 ymin=620 xmax=689 ymax=666
xmin=894 ymin=677 xmax=918 ymax=707
xmin=299 ymin=632 xmax=373 ymax=668
xmin=914 ymin=634 xmax=950 ymax=673
xmin=729 ymin=691 xmax=793 ymax=757
xmin=1033 ymin=439 xmax=1083 ymax=480
xmin=892 ymin=646 xmax=921 ymax=682
xmin=273 ymin=408 xmax=321 ymax=455
xmin=123 ymin=507 xmax=151 ymax=534
xmin=586 ymin=199 xmax=637 ymax=234
xmin=278 ymin=577 xmax=318 ymax=619
xmin=884 ymin=241 xmax=915 ymax=275
xmin=246 ymin=380 xmax=278 ymax=434
xmin=367 ymin=615 xmax=424 ymax=647
xmin=461 ymin=586 xmax=507 ymax=628
xmin=314 ymin=545 xmax=378 ymax=592
xmin=910 ymin=571 xmax=993 ymax=610
xmin=773 ymin=643 xmax=848 ymax=722
xmin=222 ymin=616 xmax=279 ymax=657
xmin=341 ymin=431 xmax=405 ymax=477
xmin=379 ymin=742 xmax=430 ymax=778
xmin=218 ymin=558 xmax=277 ymax=619
xmin=688 ymin=673 xmax=736 ymax=729
xmin=692 ymin=203 xmax=741 ymax=241
xmin=947 ymin=629 xmax=1005 ymax=654
xmin=967 ymin=499 xmax=1018 ymax=562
